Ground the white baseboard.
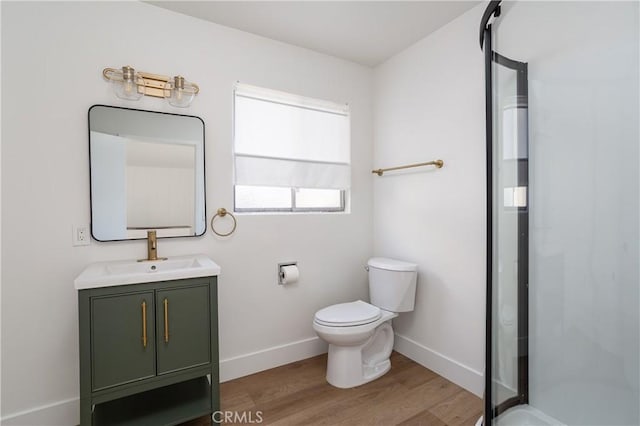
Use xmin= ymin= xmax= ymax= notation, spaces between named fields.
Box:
xmin=220 ymin=336 xmax=327 ymax=382
xmin=1 ymin=337 xmax=327 ymax=425
xmin=394 ymin=333 xmax=484 ymax=397
xmin=1 ymin=397 xmax=79 ymax=426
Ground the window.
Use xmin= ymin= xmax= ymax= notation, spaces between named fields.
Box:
xmin=233 ymin=83 xmax=350 ymax=212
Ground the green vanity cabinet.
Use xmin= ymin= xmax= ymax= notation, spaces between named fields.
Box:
xmin=78 ymin=276 xmax=219 ymax=426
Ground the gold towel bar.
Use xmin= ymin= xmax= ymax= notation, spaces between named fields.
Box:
xmin=372 ymin=159 xmax=444 ymax=176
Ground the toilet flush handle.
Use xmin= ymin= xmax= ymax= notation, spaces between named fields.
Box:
xmin=364 ymin=265 xmax=369 ymax=271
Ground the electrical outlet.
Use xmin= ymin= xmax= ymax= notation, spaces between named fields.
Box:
xmin=73 ymin=225 xmax=90 ymax=246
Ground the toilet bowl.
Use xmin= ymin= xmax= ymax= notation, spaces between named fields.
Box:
xmin=313 ymin=258 xmax=418 ymax=388
xmin=313 ymin=300 xmax=398 ymax=388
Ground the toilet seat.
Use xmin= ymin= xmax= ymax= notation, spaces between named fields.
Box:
xmin=314 ymin=300 xmax=381 ymax=327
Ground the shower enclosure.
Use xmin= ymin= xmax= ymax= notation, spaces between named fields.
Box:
xmin=480 ymin=1 xmax=639 ymax=425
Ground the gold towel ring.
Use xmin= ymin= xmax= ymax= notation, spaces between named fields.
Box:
xmin=211 ymin=208 xmax=237 ymax=237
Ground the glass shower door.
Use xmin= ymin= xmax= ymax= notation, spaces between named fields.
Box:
xmin=482 ymin=1 xmax=639 ymax=425
xmin=490 ymin=49 xmax=529 ymax=418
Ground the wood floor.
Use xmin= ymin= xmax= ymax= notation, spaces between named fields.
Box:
xmin=183 ymin=351 xmax=482 ymax=425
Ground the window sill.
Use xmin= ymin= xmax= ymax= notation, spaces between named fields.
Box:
xmin=233 ymin=210 xmax=350 ymax=216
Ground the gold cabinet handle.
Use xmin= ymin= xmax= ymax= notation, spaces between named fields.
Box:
xmin=163 ymin=298 xmax=169 ymax=343
xmin=141 ymin=301 xmax=147 ymax=348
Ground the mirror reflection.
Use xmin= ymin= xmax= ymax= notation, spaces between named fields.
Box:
xmin=89 ymin=105 xmax=206 ymax=241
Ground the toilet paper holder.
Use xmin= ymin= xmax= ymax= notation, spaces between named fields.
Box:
xmin=278 ymin=262 xmax=298 ymax=285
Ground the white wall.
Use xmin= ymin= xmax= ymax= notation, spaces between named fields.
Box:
xmin=1 ymin=2 xmax=373 ymax=423
xmin=373 ymin=4 xmax=487 ymax=395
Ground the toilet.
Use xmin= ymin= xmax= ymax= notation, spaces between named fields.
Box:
xmin=313 ymin=257 xmax=418 ymax=388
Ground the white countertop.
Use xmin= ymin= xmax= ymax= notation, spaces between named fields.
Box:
xmin=74 ymin=254 xmax=221 ymax=290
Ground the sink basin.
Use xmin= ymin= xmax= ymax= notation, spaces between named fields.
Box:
xmin=106 ymin=257 xmax=202 ymax=276
xmin=74 ymin=254 xmax=221 ymax=290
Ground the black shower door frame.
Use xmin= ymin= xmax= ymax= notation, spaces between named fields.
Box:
xmin=480 ymin=1 xmax=530 ymax=422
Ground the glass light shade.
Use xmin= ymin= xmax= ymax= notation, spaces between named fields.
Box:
xmin=109 ymin=66 xmax=143 ymax=101
xmin=165 ymin=76 xmax=197 ymax=107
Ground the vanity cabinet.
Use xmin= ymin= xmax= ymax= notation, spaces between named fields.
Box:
xmin=78 ymin=277 xmax=218 ymax=426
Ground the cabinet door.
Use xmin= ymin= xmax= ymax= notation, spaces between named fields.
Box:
xmin=156 ymin=285 xmax=211 ymax=374
xmin=91 ymin=292 xmax=156 ymax=391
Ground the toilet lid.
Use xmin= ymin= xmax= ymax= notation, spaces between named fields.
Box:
xmin=314 ymin=300 xmax=381 ymax=327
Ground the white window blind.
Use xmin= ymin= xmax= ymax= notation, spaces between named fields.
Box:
xmin=234 ymin=83 xmax=351 ymax=191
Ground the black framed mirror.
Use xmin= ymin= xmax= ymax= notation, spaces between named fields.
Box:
xmin=88 ymin=105 xmax=206 ymax=241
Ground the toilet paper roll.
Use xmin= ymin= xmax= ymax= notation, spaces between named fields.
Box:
xmin=280 ymin=265 xmax=299 ymax=285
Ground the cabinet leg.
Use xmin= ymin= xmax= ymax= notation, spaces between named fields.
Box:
xmin=80 ymin=398 xmax=92 ymax=426
xmin=211 ymin=369 xmax=220 ymax=421
xmin=211 ymin=388 xmax=219 ymax=413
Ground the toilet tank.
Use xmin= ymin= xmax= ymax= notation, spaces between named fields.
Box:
xmin=368 ymin=257 xmax=418 ymax=312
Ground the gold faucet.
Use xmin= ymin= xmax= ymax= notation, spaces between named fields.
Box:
xmin=138 ymin=230 xmax=167 ymax=262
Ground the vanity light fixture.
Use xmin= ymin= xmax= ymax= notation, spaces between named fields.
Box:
xmin=102 ymin=65 xmax=199 ymax=108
